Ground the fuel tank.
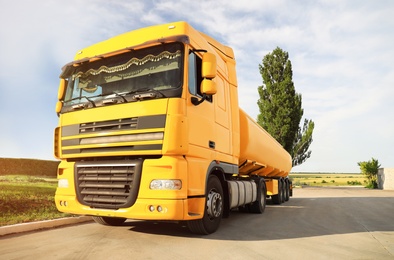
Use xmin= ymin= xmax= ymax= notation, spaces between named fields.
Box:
xmin=238 ymin=109 xmax=292 ymax=178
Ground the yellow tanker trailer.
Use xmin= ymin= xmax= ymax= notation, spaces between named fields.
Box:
xmin=238 ymin=109 xmax=293 ymax=204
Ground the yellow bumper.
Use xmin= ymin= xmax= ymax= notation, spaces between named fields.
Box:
xmin=55 ymin=195 xmax=204 ymax=221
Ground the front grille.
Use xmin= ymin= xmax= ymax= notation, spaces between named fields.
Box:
xmin=75 ymin=160 xmax=142 ymax=209
xmin=61 ymin=114 xmax=166 ymax=156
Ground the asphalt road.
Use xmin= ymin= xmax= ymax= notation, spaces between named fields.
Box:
xmin=1 ymin=187 xmax=394 ymax=259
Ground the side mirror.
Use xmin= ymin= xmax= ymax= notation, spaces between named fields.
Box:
xmin=202 ymin=53 xmax=217 ymax=79
xmin=56 ymin=79 xmax=67 ymax=116
xmin=55 ymin=101 xmax=63 ymax=114
xmin=192 ymin=79 xmax=217 ymax=106
xmin=200 ymin=79 xmax=217 ymax=95
xmin=191 ymin=52 xmax=217 ymax=106
xmin=58 ymin=79 xmax=68 ymax=100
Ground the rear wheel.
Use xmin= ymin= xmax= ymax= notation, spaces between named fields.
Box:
xmin=272 ymin=179 xmax=282 ymax=205
xmin=284 ymin=180 xmax=290 ymax=201
xmin=187 ymin=175 xmax=224 ymax=235
xmin=281 ymin=179 xmax=286 ymax=203
xmin=92 ymin=216 xmax=127 ymax=226
xmin=250 ymin=178 xmax=266 ymax=214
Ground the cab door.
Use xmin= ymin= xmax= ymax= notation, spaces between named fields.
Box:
xmin=186 ymin=51 xmax=215 ymax=157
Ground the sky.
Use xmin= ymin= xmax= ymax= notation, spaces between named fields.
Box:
xmin=0 ymin=0 xmax=393 ymax=173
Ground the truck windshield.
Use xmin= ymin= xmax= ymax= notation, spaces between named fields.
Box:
xmin=61 ymin=42 xmax=184 ymax=108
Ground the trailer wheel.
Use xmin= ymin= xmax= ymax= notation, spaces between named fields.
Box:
xmin=92 ymin=216 xmax=126 ymax=226
xmin=281 ymin=179 xmax=286 ymax=203
xmin=250 ymin=178 xmax=266 ymax=214
xmin=187 ymin=175 xmax=223 ymax=235
xmin=272 ymin=179 xmax=282 ymax=205
xmin=284 ymin=180 xmax=290 ymax=201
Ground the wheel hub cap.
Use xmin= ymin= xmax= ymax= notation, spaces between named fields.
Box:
xmin=207 ymin=190 xmax=222 ymax=219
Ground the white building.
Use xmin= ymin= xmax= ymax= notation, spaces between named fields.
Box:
xmin=377 ymin=168 xmax=394 ymax=190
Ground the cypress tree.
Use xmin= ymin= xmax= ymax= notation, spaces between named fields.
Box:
xmin=257 ymin=47 xmax=314 ymax=166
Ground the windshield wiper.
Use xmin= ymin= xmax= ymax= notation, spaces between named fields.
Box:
xmin=83 ymin=96 xmax=96 ymax=107
xmin=102 ymin=92 xmax=129 ymax=105
xmin=113 ymin=92 xmax=128 ymax=102
xmin=108 ymin=92 xmax=128 ymax=102
xmin=66 ymin=88 xmax=165 ymax=110
xmin=68 ymin=95 xmax=97 ymax=109
xmin=126 ymin=88 xmax=166 ymax=100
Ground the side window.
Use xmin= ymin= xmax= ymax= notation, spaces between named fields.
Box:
xmin=188 ymin=51 xmax=212 ymax=102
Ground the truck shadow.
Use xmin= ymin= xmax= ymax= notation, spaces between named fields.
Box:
xmin=125 ymin=193 xmax=394 ymax=241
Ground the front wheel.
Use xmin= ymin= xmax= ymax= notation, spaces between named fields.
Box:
xmin=92 ymin=216 xmax=127 ymax=226
xmin=187 ymin=175 xmax=224 ymax=235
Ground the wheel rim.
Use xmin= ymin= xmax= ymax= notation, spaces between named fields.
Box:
xmin=207 ymin=189 xmax=222 ymax=220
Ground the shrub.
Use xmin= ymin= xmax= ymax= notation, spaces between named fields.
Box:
xmin=347 ymin=180 xmax=362 ymax=186
xmin=357 ymin=158 xmax=380 ymax=189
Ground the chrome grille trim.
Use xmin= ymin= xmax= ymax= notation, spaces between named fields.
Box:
xmin=80 ymin=118 xmax=138 ymax=133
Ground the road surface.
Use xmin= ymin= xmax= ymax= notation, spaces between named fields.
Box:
xmin=1 ymin=187 xmax=394 ymax=259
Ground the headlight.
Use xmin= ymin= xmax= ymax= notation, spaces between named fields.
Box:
xmin=150 ymin=179 xmax=182 ymax=190
xmin=58 ymin=179 xmax=69 ymax=188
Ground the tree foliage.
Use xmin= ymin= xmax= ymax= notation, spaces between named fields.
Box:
xmin=358 ymin=158 xmax=381 ymax=189
xmin=292 ymin=119 xmax=315 ymax=166
xmin=257 ymin=47 xmax=314 ymax=166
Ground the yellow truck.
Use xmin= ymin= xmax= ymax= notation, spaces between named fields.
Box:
xmin=54 ymin=21 xmax=292 ymax=234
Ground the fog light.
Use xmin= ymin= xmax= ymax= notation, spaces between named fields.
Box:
xmin=149 ymin=205 xmax=155 ymax=212
xmin=59 ymin=200 xmax=68 ymax=207
xmin=157 ymin=206 xmax=163 ymax=212
xmin=150 ymin=180 xmax=182 ymax=190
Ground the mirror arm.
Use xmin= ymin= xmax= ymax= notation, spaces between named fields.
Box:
xmin=191 ymin=94 xmax=207 ymax=106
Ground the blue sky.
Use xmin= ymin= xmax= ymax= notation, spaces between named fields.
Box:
xmin=0 ymin=0 xmax=393 ymax=173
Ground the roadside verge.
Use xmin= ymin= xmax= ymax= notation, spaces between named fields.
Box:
xmin=0 ymin=216 xmax=93 ymax=237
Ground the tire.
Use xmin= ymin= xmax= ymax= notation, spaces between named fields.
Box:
xmin=272 ymin=179 xmax=282 ymax=205
xmin=281 ymin=179 xmax=286 ymax=203
xmin=284 ymin=180 xmax=290 ymax=201
xmin=92 ymin=216 xmax=127 ymax=226
xmin=250 ymin=178 xmax=266 ymax=214
xmin=187 ymin=175 xmax=224 ymax=235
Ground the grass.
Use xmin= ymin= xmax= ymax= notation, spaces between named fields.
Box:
xmin=0 ymin=158 xmax=66 ymax=226
xmin=290 ymin=173 xmax=367 ymax=187
xmin=0 ymin=175 xmax=70 ymax=227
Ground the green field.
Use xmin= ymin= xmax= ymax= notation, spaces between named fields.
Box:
xmin=0 ymin=158 xmax=69 ymax=227
xmin=290 ymin=173 xmax=367 ymax=187
xmin=0 ymin=175 xmax=70 ymax=226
